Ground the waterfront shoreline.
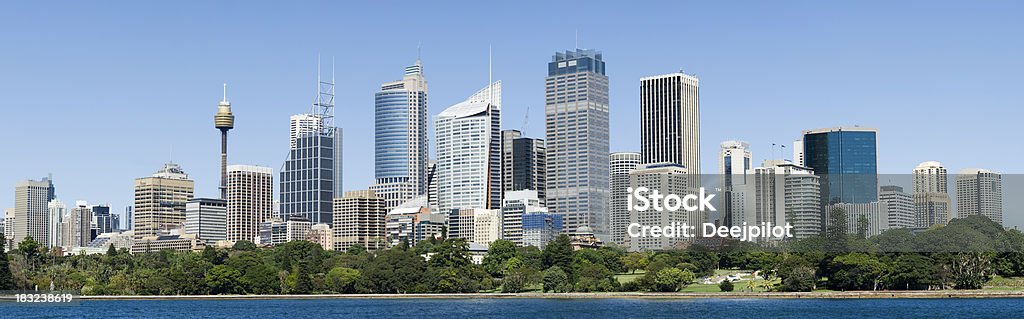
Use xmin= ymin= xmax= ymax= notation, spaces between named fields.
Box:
xmin=58 ymin=291 xmax=1024 ymax=300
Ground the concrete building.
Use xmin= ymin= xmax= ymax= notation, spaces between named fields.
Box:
xmin=545 ymin=49 xmax=610 ymax=240
xmin=879 ymin=185 xmax=915 ymax=229
xmin=956 ymin=168 xmax=1003 ymax=225
xmin=131 ymin=229 xmax=204 ymax=254
xmin=913 ymin=161 xmax=951 ymax=227
xmin=48 ymin=199 xmax=66 ymax=249
xmin=473 ymin=209 xmax=501 ymax=246
xmin=501 ymin=130 xmax=547 ymax=204
xmin=333 ymin=190 xmax=387 ymax=252
xmin=744 ymin=160 xmax=819 ymax=239
xmin=640 ymin=71 xmax=701 ymax=190
xmin=501 ymin=190 xmax=547 ymax=246
xmin=257 ymin=216 xmax=312 ymax=246
xmin=371 ymin=59 xmax=429 ymax=211
xmin=719 ymin=141 xmax=751 ymax=227
xmin=435 ymin=82 xmax=502 ymax=212
xmin=306 ymin=223 xmax=333 ymax=251
xmin=4 ymin=208 xmax=14 ymax=249
xmin=61 ymin=201 xmax=92 ymax=249
xmin=185 ymin=198 xmax=227 ymax=245
xmin=826 ymin=202 xmax=888 ymax=237
xmin=91 ymin=205 xmax=113 ymax=238
xmin=385 ymin=198 xmax=443 ymax=247
xmin=792 ymin=139 xmax=804 ymax=166
xmin=609 ymin=152 xmax=641 ymax=246
xmin=13 ymin=176 xmax=55 ymax=247
xmin=133 ymin=163 xmax=194 ymax=240
xmin=226 ymin=165 xmax=273 ymax=243
xmin=802 ymin=127 xmax=878 ymax=205
xmin=627 ymin=163 xmax=690 ymax=251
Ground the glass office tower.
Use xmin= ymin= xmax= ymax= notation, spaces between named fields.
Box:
xmin=802 ymin=127 xmax=878 ymax=206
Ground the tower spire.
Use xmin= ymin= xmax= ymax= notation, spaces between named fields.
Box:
xmin=222 ymin=83 xmax=227 ymax=102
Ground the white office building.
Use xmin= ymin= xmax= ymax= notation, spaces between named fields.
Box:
xmin=434 ymin=81 xmax=501 ymax=212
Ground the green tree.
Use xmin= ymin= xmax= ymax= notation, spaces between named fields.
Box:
xmin=482 ymin=240 xmax=518 ymax=276
xmin=232 ymin=240 xmax=257 ymax=251
xmin=719 ymin=280 xmax=734 ymax=292
xmin=201 ymin=246 xmax=228 ymax=265
xmin=856 ymin=215 xmax=870 ymax=239
xmin=325 ymin=267 xmax=360 ymax=293
xmin=827 ymin=253 xmax=888 ymax=291
xmin=542 ymin=235 xmax=573 ymax=271
xmin=542 ymin=266 xmax=572 ymax=293
xmin=825 ymin=207 xmax=849 ymax=253
xmin=621 ymin=252 xmax=648 ymax=274
xmin=0 ymin=234 xmax=14 ymax=290
xmin=206 ymin=265 xmax=243 ymax=294
xmin=106 ymin=244 xmax=117 ymax=257
xmin=653 ymin=267 xmax=694 ymax=292
xmin=17 ymin=236 xmax=42 ymax=268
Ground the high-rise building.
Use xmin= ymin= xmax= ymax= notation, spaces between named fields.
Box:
xmin=47 ymin=199 xmax=66 ymax=249
xmin=627 ymin=163 xmax=689 ymax=251
xmin=214 ymin=84 xmax=235 ymax=199
xmin=435 ymin=82 xmax=501 ymax=212
xmin=545 ymin=49 xmax=610 ymax=239
xmin=281 ymin=65 xmax=342 ymax=226
xmin=609 ymin=152 xmax=641 ymax=246
xmin=501 ymin=130 xmax=547 ymax=203
xmin=13 ymin=176 xmax=55 ymax=247
xmin=500 ymin=190 xmax=547 ymax=246
xmin=640 ymin=71 xmax=700 ymax=188
xmin=792 ymin=140 xmax=804 ymax=166
xmin=956 ymin=168 xmax=1003 ymax=225
xmin=333 ymin=190 xmax=387 ymax=252
xmin=2 ymin=208 xmax=12 ymax=249
xmin=123 ymin=206 xmax=133 ymax=231
xmin=111 ymin=211 xmax=120 ymax=232
xmin=473 ymin=208 xmax=502 ymax=246
xmin=426 ymin=161 xmax=438 ymax=210
xmin=91 ymin=204 xmax=113 ymax=237
xmin=185 ymin=198 xmax=227 ymax=245
xmin=384 ymin=198 xmax=443 ymax=247
xmin=371 ymin=59 xmax=429 ymax=211
xmin=306 ymin=223 xmax=333 ymax=251
xmin=913 ymin=161 xmax=952 ymax=227
xmin=744 ymin=160 xmax=818 ymax=239
xmin=226 ymin=165 xmax=273 ymax=243
xmin=719 ymin=141 xmax=751 ymax=227
xmin=61 ymin=201 xmax=92 ymax=249
xmin=802 ymin=127 xmax=878 ymax=207
xmin=879 ymin=185 xmax=914 ymax=230
xmin=133 ymin=162 xmax=195 ymax=240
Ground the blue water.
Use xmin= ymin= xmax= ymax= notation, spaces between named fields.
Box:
xmin=3 ymin=298 xmax=1024 ymax=318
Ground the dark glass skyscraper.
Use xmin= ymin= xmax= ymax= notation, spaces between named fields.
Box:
xmin=802 ymin=127 xmax=878 ymax=206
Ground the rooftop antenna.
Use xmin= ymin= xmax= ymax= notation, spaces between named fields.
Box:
xmin=417 ymin=41 xmax=422 ymax=64
xmin=222 ymin=83 xmax=227 ymax=102
xmin=575 ymin=29 xmax=579 ymax=50
xmin=488 ymin=45 xmax=492 ymax=104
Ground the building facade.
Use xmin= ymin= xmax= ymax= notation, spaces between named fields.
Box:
xmin=913 ymin=161 xmax=951 ymax=227
xmin=281 ymin=114 xmax=342 ymax=226
xmin=47 ymin=199 xmax=66 ymax=249
xmin=226 ymin=165 xmax=273 ymax=243
xmin=501 ymin=130 xmax=547 ymax=204
xmin=956 ymin=168 xmax=1003 ymax=225
xmin=826 ymin=202 xmax=888 ymax=237
xmin=434 ymin=82 xmax=502 ymax=212
xmin=609 ymin=152 xmax=641 ymax=246
xmin=719 ymin=141 xmax=751 ymax=227
xmin=133 ymin=163 xmax=194 ymax=240
xmin=501 ymin=190 xmax=547 ymax=246
xmin=185 ymin=198 xmax=227 ymax=245
xmin=640 ymin=71 xmax=701 ymax=188
xmin=371 ymin=60 xmax=429 ymax=211
xmin=13 ymin=176 xmax=55 ymax=247
xmin=333 ymin=190 xmax=387 ymax=252
xmin=627 ymin=163 xmax=690 ymax=251
xmin=879 ymin=185 xmax=915 ymax=229
xmin=545 ymin=49 xmax=610 ymax=240
xmin=802 ymin=127 xmax=878 ymax=208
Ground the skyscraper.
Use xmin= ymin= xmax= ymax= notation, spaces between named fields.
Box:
xmin=281 ymin=65 xmax=343 ymax=226
xmin=802 ymin=127 xmax=878 ymax=206
xmin=214 ymin=84 xmax=235 ymax=200
xmin=62 ymin=201 xmax=92 ymax=249
xmin=609 ymin=152 xmax=641 ymax=246
xmin=545 ymin=49 xmax=610 ymax=239
xmin=226 ymin=165 xmax=273 ymax=243
xmin=13 ymin=176 xmax=55 ymax=247
xmin=912 ymin=161 xmax=951 ymax=227
xmin=640 ymin=71 xmax=700 ymax=187
xmin=372 ymin=59 xmax=429 ymax=211
xmin=333 ymin=190 xmax=387 ymax=251
xmin=956 ymin=168 xmax=1003 ymax=225
xmin=879 ymin=185 xmax=914 ymax=229
xmin=501 ymin=129 xmax=547 ymax=203
xmin=185 ymin=198 xmax=227 ymax=244
xmin=719 ymin=141 xmax=751 ymax=227
xmin=47 ymin=199 xmax=66 ymax=249
xmin=133 ymin=162 xmax=195 ymax=240
xmin=744 ymin=160 xmax=817 ymax=238
xmin=500 ymin=189 xmax=547 ymax=246
xmin=91 ymin=204 xmax=113 ymax=236
xmin=434 ymin=81 xmax=501 ymax=212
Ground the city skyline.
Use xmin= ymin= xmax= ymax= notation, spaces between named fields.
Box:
xmin=1 ymin=1 xmax=1023 ymax=230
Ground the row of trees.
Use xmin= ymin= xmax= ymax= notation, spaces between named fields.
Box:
xmin=1 ymin=214 xmax=1021 ymax=294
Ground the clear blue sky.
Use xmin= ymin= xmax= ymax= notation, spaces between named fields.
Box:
xmin=1 ymin=1 xmax=1021 ymax=226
